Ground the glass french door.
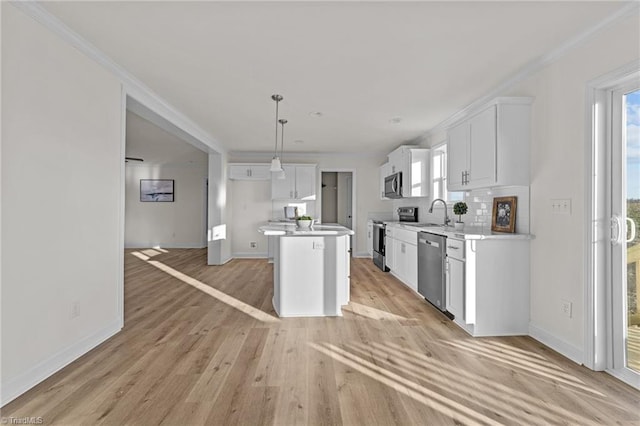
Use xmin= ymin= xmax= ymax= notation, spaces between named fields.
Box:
xmin=610 ymin=83 xmax=640 ymax=379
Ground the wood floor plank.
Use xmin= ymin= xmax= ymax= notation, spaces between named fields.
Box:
xmin=2 ymin=249 xmax=639 ymax=425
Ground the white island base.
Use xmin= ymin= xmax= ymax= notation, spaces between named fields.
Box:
xmin=265 ymin=226 xmax=351 ymax=317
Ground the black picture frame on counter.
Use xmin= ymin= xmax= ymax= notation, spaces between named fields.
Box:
xmin=491 ymin=196 xmax=517 ymax=233
xmin=140 ymin=179 xmax=175 ymax=202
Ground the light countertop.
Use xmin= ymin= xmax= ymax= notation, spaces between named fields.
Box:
xmin=259 ymin=223 xmax=355 ymax=236
xmin=384 ymin=221 xmax=532 ymax=240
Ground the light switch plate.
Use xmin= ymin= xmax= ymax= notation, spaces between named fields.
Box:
xmin=551 ymin=198 xmax=571 ymax=215
xmin=313 ymin=242 xmax=325 ymax=250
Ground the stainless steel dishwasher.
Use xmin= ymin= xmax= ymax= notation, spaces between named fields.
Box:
xmin=418 ymin=232 xmax=448 ymax=313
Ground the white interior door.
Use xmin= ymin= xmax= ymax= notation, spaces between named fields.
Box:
xmin=609 ymin=83 xmax=640 ymax=383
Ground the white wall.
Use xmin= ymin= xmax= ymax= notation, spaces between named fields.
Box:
xmin=228 ymin=179 xmax=271 ymax=257
xmin=125 ymin=164 xmax=207 ymax=248
xmin=502 ymin=14 xmax=640 ymax=360
xmin=1 ymin=4 xmax=123 ymax=404
xmin=228 ymin=154 xmax=391 ymax=256
xmin=337 ymin=172 xmax=351 ymax=227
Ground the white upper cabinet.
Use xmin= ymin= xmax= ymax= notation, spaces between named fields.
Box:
xmin=381 ymin=146 xmax=430 ymax=198
xmin=271 ymin=164 xmax=317 ymax=200
xmin=447 ymin=97 xmax=532 ymax=191
xmin=228 ymin=163 xmax=271 ymax=180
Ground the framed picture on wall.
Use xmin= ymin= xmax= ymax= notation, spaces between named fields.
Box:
xmin=140 ymin=179 xmax=174 ymax=202
xmin=491 ymin=196 xmax=517 ymax=233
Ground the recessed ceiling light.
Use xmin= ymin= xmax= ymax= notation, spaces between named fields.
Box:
xmin=309 ymin=111 xmax=323 ymax=117
xmin=390 ymin=117 xmax=403 ymax=124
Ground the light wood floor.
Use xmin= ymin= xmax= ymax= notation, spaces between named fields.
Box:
xmin=2 ymin=248 xmax=639 ymax=425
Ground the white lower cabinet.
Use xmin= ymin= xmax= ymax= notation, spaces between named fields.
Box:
xmin=386 ymin=225 xmax=418 ymax=292
xmin=385 ymin=233 xmax=396 ymax=271
xmin=446 ymin=256 xmax=465 ymax=321
xmin=446 ymin=238 xmax=530 ymax=337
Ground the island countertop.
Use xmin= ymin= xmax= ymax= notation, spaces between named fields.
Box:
xmin=259 ymin=223 xmax=355 ymax=236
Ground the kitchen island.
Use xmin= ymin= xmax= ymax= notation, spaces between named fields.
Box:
xmin=258 ymin=223 xmax=354 ymax=317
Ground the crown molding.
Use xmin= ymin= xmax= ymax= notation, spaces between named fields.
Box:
xmin=228 ymin=150 xmax=389 ymax=159
xmin=9 ymin=1 xmax=225 ymax=155
xmin=426 ymin=1 xmax=640 ymax=138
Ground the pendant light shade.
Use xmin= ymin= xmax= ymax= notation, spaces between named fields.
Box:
xmin=270 ymin=157 xmax=282 ymax=172
xmin=270 ymin=94 xmax=284 ymax=173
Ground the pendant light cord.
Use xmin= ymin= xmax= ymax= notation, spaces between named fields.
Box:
xmin=272 ymin=94 xmax=283 ymax=159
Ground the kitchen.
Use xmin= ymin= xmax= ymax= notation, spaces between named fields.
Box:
xmin=3 ymin=1 xmax=640 ymax=422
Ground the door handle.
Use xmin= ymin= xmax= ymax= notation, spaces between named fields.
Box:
xmin=611 ymin=215 xmax=623 ymax=245
xmin=627 ymin=217 xmax=637 ymax=243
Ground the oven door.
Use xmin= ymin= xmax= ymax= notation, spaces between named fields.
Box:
xmin=372 ymin=222 xmax=388 ymax=271
xmin=372 ymin=222 xmax=385 ymax=254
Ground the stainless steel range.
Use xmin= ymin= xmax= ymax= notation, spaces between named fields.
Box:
xmin=372 ymin=207 xmax=418 ymax=271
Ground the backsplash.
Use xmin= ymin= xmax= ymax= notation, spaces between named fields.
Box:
xmin=392 ymin=185 xmax=530 ymax=234
xmin=463 ymin=186 xmax=530 ymax=234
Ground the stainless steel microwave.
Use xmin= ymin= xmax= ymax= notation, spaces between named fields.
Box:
xmin=384 ymin=172 xmax=403 ymax=198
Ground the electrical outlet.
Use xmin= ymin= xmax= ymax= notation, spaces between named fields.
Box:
xmin=561 ymin=300 xmax=572 ymax=318
xmin=71 ymin=301 xmax=80 ymax=319
xmin=551 ymin=198 xmax=572 ymax=215
xmin=250 ymin=241 xmax=257 ymax=249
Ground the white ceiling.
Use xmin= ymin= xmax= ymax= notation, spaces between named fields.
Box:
xmin=42 ymin=1 xmax=629 ymax=154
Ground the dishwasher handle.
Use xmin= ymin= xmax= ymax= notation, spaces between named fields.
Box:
xmin=419 ymin=238 xmax=440 ymax=248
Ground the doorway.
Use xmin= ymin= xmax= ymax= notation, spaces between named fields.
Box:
xmin=586 ymin=65 xmax=640 ymax=390
xmin=321 ymin=170 xmax=355 ymax=253
xmin=610 ymin=84 xmax=640 ymax=379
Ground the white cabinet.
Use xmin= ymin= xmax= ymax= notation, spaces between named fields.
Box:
xmin=386 ymin=146 xmax=430 ymax=198
xmin=446 ymin=238 xmax=466 ymax=321
xmin=447 ymin=97 xmax=532 ymax=191
xmin=385 ymin=226 xmax=396 ymax=271
xmin=446 ymin=238 xmax=530 ymax=337
xmin=228 ymin=163 xmax=271 ymax=180
xmin=271 ymin=164 xmax=317 ymax=200
xmin=379 ymin=162 xmax=391 ymax=200
xmin=386 ymin=225 xmax=418 ymax=292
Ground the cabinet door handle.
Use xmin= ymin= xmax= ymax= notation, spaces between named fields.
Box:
xmin=447 ymin=245 xmax=459 ymax=250
xmin=461 ymin=171 xmax=465 ymax=185
xmin=295 ymin=190 xmax=298 ymax=199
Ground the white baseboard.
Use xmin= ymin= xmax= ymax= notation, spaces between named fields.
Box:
xmin=529 ymin=322 xmax=583 ymax=364
xmin=1 ymin=319 xmax=122 ymax=406
xmin=353 ymin=252 xmax=371 ymax=258
xmin=232 ymin=252 xmax=268 ymax=259
xmin=606 ymin=367 xmax=640 ymax=390
xmin=125 ymin=242 xmax=207 ymax=249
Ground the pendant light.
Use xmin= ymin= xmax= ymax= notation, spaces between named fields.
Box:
xmin=276 ymin=118 xmax=288 ymax=180
xmin=270 ymin=94 xmax=284 ymax=172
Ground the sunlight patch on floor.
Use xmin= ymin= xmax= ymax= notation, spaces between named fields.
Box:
xmin=440 ymin=339 xmax=604 ymax=397
xmin=309 ymin=342 xmax=503 ymax=425
xmin=131 ymin=251 xmax=279 ymax=323
xmin=366 ymin=341 xmax=598 ymax=425
xmin=342 ymin=302 xmax=409 ymax=321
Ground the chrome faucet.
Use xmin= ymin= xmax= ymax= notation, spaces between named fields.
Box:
xmin=429 ymin=198 xmax=450 ymax=226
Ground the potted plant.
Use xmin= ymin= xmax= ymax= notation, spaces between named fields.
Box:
xmin=296 ymin=215 xmax=314 ymax=229
xmin=453 ymin=201 xmax=468 ymax=231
